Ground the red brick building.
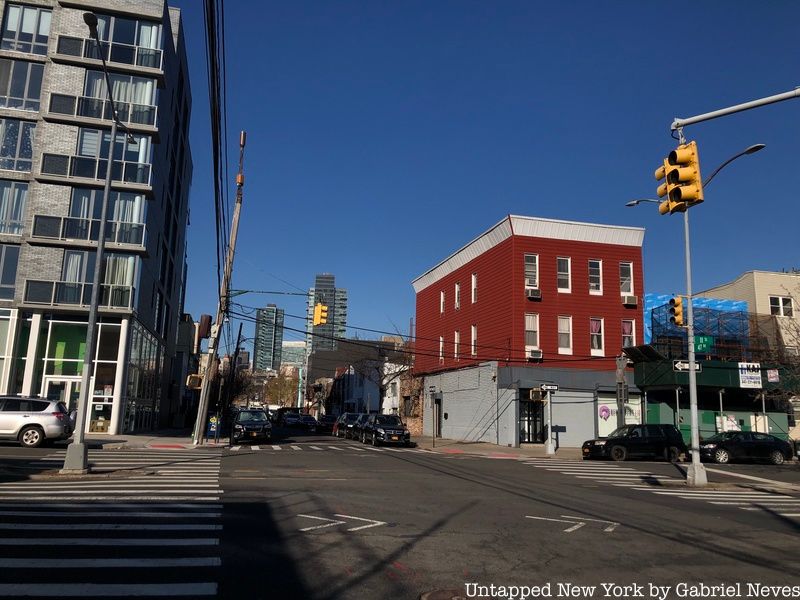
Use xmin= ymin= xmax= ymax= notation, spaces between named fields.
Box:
xmin=412 ymin=215 xmax=645 ymax=447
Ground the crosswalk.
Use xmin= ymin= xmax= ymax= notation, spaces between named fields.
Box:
xmin=0 ymin=450 xmax=223 ymax=598
xmin=228 ymin=443 xmax=432 ymax=454
xmin=523 ymin=458 xmax=800 ymax=520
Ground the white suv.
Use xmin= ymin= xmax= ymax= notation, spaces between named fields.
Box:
xmin=0 ymin=397 xmax=73 ymax=448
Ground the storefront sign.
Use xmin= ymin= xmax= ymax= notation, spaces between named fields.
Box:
xmin=767 ymin=369 xmax=780 ymax=383
xmin=738 ymin=362 xmax=762 ymax=389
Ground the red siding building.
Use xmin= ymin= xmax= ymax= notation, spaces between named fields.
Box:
xmin=412 ymin=215 xmax=645 ymax=448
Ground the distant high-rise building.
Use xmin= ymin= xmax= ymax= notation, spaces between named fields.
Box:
xmin=253 ymin=305 xmax=284 ymax=371
xmin=306 ymin=273 xmax=347 ymax=353
xmin=281 ymin=341 xmax=305 ymax=368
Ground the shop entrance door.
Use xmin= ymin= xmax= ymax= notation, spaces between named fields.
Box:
xmin=520 ymin=399 xmax=545 ymax=443
xmin=44 ymin=378 xmax=82 ymax=412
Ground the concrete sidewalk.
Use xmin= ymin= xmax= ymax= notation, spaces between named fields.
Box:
xmin=76 ymin=428 xmax=220 ymax=450
xmin=413 ymin=436 xmax=583 ymax=460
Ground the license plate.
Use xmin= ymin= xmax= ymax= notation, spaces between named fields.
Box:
xmin=391 ymin=436 xmax=399 ymax=441
xmin=250 ymin=432 xmax=257 ymax=437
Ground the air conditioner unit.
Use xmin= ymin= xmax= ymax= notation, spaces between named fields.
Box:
xmin=527 ymin=349 xmax=543 ymax=361
xmin=525 ymin=278 xmax=537 ymax=288
xmin=622 ymin=295 xmax=638 ymax=306
xmin=526 ymin=288 xmax=542 ymax=300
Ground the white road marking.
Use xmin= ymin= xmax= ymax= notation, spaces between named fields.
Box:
xmin=333 ymin=513 xmax=387 ymax=531
xmin=327 ymin=446 xmax=345 ymax=451
xmin=704 ymin=467 xmax=798 ymax=488
xmin=291 ymin=445 xmax=302 ymax=450
xmin=252 ymin=446 xmax=261 ymax=451
xmin=297 ymin=514 xmax=346 ymax=531
xmin=230 ymin=446 xmax=241 ymax=451
xmin=0 ymin=523 xmax=221 ymax=530
xmin=272 ymin=445 xmax=281 ymax=450
xmin=525 ymin=516 xmax=586 ymax=532
xmin=310 ymin=446 xmax=322 ymax=450
xmin=561 ymin=515 xmax=619 ymax=532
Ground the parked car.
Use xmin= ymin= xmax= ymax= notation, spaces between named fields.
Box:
xmin=298 ymin=414 xmax=319 ymax=432
xmin=699 ymin=431 xmax=794 ymax=465
xmin=231 ymin=409 xmax=272 ymax=444
xmin=317 ymin=414 xmax=337 ymax=434
xmin=582 ymin=424 xmax=687 ymax=462
xmin=361 ymin=414 xmax=412 ymax=447
xmin=334 ymin=413 xmax=360 ymax=438
xmin=0 ymin=396 xmax=72 ymax=448
xmin=352 ymin=413 xmax=371 ymax=442
xmin=282 ymin=412 xmax=302 ymax=427
xmin=273 ymin=407 xmax=301 ymax=425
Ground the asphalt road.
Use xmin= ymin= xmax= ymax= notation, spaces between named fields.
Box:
xmin=0 ymin=434 xmax=799 ymax=600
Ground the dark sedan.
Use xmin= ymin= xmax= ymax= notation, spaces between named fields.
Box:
xmin=231 ymin=409 xmax=272 ymax=444
xmin=699 ymin=431 xmax=793 ymax=465
xmin=317 ymin=414 xmax=338 ymax=434
xmin=298 ymin=414 xmax=319 ymax=432
xmin=334 ymin=413 xmax=360 ymax=439
xmin=362 ymin=414 xmax=412 ymax=447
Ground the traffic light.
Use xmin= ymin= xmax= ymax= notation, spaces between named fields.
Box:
xmin=657 ymin=141 xmax=704 ymax=215
xmin=668 ymin=296 xmax=684 ymax=327
xmin=313 ymin=303 xmax=328 ymax=326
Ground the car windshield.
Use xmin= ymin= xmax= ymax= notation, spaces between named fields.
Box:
xmin=376 ymin=415 xmax=403 ymax=426
xmin=301 ymin=415 xmax=316 ymax=422
xmin=607 ymin=426 xmax=633 ymax=438
xmin=345 ymin=414 xmax=358 ymax=423
xmin=238 ymin=411 xmax=268 ymax=422
xmin=704 ymin=432 xmax=741 ymax=442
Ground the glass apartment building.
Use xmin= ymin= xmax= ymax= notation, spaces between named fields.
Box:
xmin=253 ymin=304 xmax=283 ymax=372
xmin=306 ymin=273 xmax=347 ymax=354
xmin=0 ymin=1 xmax=192 ymax=434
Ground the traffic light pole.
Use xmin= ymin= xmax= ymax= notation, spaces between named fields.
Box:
xmin=681 ymin=194 xmax=708 ymax=487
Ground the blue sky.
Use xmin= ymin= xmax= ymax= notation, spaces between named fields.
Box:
xmin=171 ymin=0 xmax=800 ymax=354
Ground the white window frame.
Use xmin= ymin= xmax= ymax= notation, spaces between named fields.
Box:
xmin=439 ymin=290 xmax=445 ymax=314
xmin=622 ymin=319 xmax=635 ymax=349
xmin=590 ymin=317 xmax=604 ymax=357
xmin=524 ymin=313 xmax=539 ymax=350
xmin=438 ymin=336 xmax=444 ymax=363
xmin=770 ymin=295 xmax=794 ymax=317
xmin=524 ymin=253 xmax=538 ymax=289
xmin=588 ymin=259 xmax=602 ymax=295
xmin=471 ymin=272 xmax=477 ymax=304
xmin=454 ymin=330 xmax=460 ymax=361
xmin=557 ymin=257 xmax=571 ymax=293
xmin=454 ymin=282 xmax=460 ymax=310
xmin=470 ymin=324 xmax=477 ymax=357
xmin=619 ymin=262 xmax=633 ymax=295
xmin=557 ymin=316 xmax=572 ymax=355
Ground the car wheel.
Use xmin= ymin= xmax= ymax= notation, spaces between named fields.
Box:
xmin=769 ymin=450 xmax=785 ymax=465
xmin=610 ymin=445 xmax=627 ymax=462
xmin=360 ymin=431 xmax=366 ymax=443
xmin=19 ymin=426 xmax=44 ymax=448
xmin=666 ymin=446 xmax=681 ymax=462
xmin=371 ymin=433 xmax=378 ymax=447
xmin=714 ymin=448 xmax=730 ymax=464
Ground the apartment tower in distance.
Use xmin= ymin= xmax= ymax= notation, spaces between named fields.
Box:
xmin=253 ymin=304 xmax=284 ymax=372
xmin=0 ymin=1 xmax=192 ymax=434
xmin=306 ymin=273 xmax=347 ymax=353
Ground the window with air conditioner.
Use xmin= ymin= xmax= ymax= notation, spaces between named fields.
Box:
xmin=524 ymin=253 xmax=538 ymax=289
xmin=524 ymin=313 xmax=539 ymax=353
xmin=620 ymin=262 xmax=633 ymax=295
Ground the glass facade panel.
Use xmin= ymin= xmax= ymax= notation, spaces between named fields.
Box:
xmin=0 ymin=180 xmax=26 ymax=234
xmin=0 ymin=118 xmax=34 ymax=171
xmin=0 ymin=58 xmax=43 ymax=111
xmin=1 ymin=5 xmax=51 ymax=55
xmin=0 ymin=244 xmax=19 ymax=299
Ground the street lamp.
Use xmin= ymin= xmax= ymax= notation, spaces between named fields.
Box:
xmin=62 ymin=13 xmax=135 ymax=473
xmin=627 ymin=143 xmax=765 ymax=487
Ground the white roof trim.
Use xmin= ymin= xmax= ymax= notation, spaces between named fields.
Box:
xmin=412 ymin=215 xmax=645 ymax=293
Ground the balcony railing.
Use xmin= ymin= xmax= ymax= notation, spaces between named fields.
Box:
xmin=0 ymin=220 xmax=23 ymax=235
xmin=24 ymin=280 xmax=134 ymax=310
xmin=48 ymin=93 xmax=157 ymax=128
xmin=31 ymin=215 xmax=146 ymax=247
xmin=40 ymin=153 xmax=151 ymax=186
xmin=56 ymin=35 xmax=163 ymax=71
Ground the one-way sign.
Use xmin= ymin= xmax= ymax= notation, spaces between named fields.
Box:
xmin=673 ymin=360 xmax=702 ymax=373
xmin=540 ymin=384 xmax=559 ymax=392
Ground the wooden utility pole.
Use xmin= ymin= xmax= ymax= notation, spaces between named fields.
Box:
xmin=193 ymin=131 xmax=247 ymax=445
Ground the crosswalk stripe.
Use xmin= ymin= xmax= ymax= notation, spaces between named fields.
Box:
xmin=327 ymin=446 xmax=344 ymax=451
xmin=349 ymin=447 xmax=365 ymax=452
xmin=272 ymin=445 xmax=281 ymax=450
xmin=252 ymin=446 xmax=261 ymax=451
xmin=290 ymin=445 xmax=302 ymax=450
xmin=230 ymin=446 xmax=241 ymax=451
xmin=310 ymin=446 xmax=322 ymax=450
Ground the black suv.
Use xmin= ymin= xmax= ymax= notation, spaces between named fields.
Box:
xmin=582 ymin=424 xmax=686 ymax=462
xmin=351 ymin=413 xmax=371 ymax=442
xmin=231 ymin=409 xmax=272 ymax=444
xmin=361 ymin=414 xmax=412 ymax=447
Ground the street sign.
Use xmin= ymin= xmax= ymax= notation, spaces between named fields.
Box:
xmin=540 ymin=384 xmax=559 ymax=392
xmin=673 ymin=360 xmax=702 ymax=373
xmin=695 ymin=335 xmax=714 ymax=353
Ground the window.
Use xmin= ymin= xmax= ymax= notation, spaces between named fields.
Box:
xmin=524 ymin=313 xmax=539 ymax=349
xmin=439 ymin=290 xmax=445 ymax=314
xmin=0 ymin=118 xmax=34 ymax=171
xmin=471 ymin=325 xmax=477 ymax=357
xmin=590 ymin=318 xmax=604 ymax=356
xmin=454 ymin=330 xmax=460 ymax=361
xmin=622 ymin=319 xmax=635 ymax=348
xmin=454 ymin=282 xmax=460 ymax=310
xmin=1 ymin=4 xmax=51 ymax=55
xmin=770 ymin=296 xmax=793 ymax=317
xmin=620 ymin=262 xmax=633 ymax=295
xmin=77 ymin=128 xmax=152 ymax=164
xmin=588 ymin=259 xmax=602 ymax=294
xmin=84 ymin=70 xmax=157 ymax=124
xmin=0 ymin=58 xmax=43 ymax=111
xmin=0 ymin=180 xmax=26 ymax=234
xmin=557 ymin=257 xmax=571 ymax=292
xmin=558 ymin=316 xmax=572 ymax=354
xmin=69 ymin=187 xmax=146 ymax=224
xmin=0 ymin=243 xmax=19 ymax=299
xmin=471 ymin=272 xmax=477 ymax=303
xmin=438 ymin=336 xmax=444 ymax=362
xmin=524 ymin=254 xmax=538 ymax=288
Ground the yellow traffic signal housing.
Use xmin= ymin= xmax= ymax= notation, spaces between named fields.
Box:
xmin=669 ymin=296 xmax=684 ymax=327
xmin=666 ymin=141 xmax=704 ymax=209
xmin=313 ymin=303 xmax=328 ymax=326
xmin=655 ymin=158 xmax=685 ymax=215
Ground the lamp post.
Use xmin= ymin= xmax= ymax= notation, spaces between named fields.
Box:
xmin=62 ymin=13 xmax=132 ymax=473
xmin=626 ymin=143 xmax=765 ymax=487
